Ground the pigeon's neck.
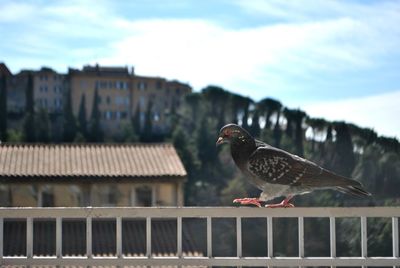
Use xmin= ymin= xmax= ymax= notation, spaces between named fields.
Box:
xmin=230 ymin=136 xmax=256 ymax=169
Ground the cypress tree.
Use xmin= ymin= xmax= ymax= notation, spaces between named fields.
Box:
xmin=142 ymin=100 xmax=153 ymax=141
xmin=78 ymin=94 xmax=88 ymax=139
xmin=88 ymin=88 xmax=103 ymax=142
xmin=23 ymin=72 xmax=36 ymax=142
xmin=62 ymin=87 xmax=77 ymax=142
xmin=249 ymin=109 xmax=261 ymax=138
xmin=132 ymin=104 xmax=141 ymax=136
xmin=0 ymin=74 xmax=7 ymax=141
xmin=36 ymin=108 xmax=51 ymax=142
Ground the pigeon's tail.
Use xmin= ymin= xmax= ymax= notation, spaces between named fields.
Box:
xmin=336 ymin=185 xmax=372 ymax=198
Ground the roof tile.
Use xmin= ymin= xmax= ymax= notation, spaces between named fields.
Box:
xmin=0 ymin=143 xmax=187 ymax=179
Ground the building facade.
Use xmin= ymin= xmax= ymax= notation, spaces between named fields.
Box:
xmin=2 ymin=62 xmax=192 ymax=137
xmin=69 ymin=65 xmax=133 ymax=135
xmin=69 ymin=64 xmax=192 ymax=136
xmin=33 ymin=67 xmax=66 ymax=113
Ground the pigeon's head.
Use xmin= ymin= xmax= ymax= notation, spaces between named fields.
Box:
xmin=216 ymin=124 xmax=253 ymax=146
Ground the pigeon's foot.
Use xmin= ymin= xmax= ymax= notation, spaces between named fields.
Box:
xmin=265 ymin=195 xmax=294 ymax=208
xmin=233 ymin=198 xmax=262 ymax=208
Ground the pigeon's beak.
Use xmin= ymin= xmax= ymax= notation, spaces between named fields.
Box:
xmin=216 ymin=136 xmax=225 ymax=146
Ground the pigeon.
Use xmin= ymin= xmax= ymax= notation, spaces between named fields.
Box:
xmin=216 ymin=123 xmax=371 ymax=208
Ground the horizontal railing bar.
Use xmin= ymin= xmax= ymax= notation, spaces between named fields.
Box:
xmin=1 ymin=256 xmax=399 ymax=266
xmin=0 ymin=207 xmax=399 ymax=218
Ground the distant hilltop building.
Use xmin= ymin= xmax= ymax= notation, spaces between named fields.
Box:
xmin=0 ymin=62 xmax=192 ymax=138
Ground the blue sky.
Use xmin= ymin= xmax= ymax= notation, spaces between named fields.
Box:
xmin=1 ymin=0 xmax=399 ymax=137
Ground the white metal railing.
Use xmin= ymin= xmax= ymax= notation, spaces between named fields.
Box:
xmin=0 ymin=206 xmax=399 ymax=266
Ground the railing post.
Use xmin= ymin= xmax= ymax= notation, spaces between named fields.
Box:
xmin=116 ymin=217 xmax=122 ymax=258
xmin=298 ymin=217 xmax=304 ymax=258
xmin=267 ymin=217 xmax=273 ymax=258
xmin=146 ymin=217 xmax=151 ymax=258
xmin=330 ymin=217 xmax=336 ymax=268
xmin=86 ymin=217 xmax=92 ymax=258
xmin=56 ymin=217 xmax=62 ymax=258
xmin=0 ymin=218 xmax=3 ymax=259
xmin=236 ymin=217 xmax=242 ymax=258
xmin=361 ymin=216 xmax=367 ymax=268
xmin=177 ymin=216 xmax=182 ymax=258
xmin=26 ymin=217 xmax=33 ymax=259
xmin=207 ymin=216 xmax=212 ymax=258
xmin=393 ymin=217 xmax=399 ymax=259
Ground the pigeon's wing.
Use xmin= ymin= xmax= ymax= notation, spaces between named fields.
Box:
xmin=247 ymin=146 xmax=359 ymax=187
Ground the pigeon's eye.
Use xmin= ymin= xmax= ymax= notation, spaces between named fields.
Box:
xmin=223 ymin=131 xmax=230 ymax=138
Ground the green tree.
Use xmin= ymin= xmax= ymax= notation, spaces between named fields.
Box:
xmin=36 ymin=108 xmax=51 ymax=142
xmin=240 ymin=97 xmax=252 ymax=130
xmin=142 ymin=100 xmax=153 ymax=141
xmin=62 ymin=87 xmax=77 ymax=142
xmin=0 ymin=74 xmax=7 ymax=141
xmin=113 ymin=123 xmax=138 ymax=142
xmin=273 ymin=107 xmax=282 ymax=147
xmin=331 ymin=122 xmax=355 ymax=177
xmin=132 ymin=105 xmax=141 ymax=137
xmin=292 ymin=109 xmax=306 ymax=157
xmin=202 ymin=86 xmax=230 ymax=128
xmin=306 ymin=117 xmax=327 ymax=153
xmin=283 ymin=107 xmax=294 ymax=139
xmin=23 ymin=72 xmax=36 ymax=142
xmin=88 ymin=88 xmax=103 ymax=142
xmin=249 ymin=108 xmax=261 ymax=138
xmin=259 ymin=97 xmax=282 ymax=130
xmin=78 ymin=94 xmax=88 ymax=140
xmin=185 ymin=93 xmax=203 ymax=130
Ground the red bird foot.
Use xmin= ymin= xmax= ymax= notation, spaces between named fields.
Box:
xmin=233 ymin=198 xmax=262 ymax=207
xmin=265 ymin=196 xmax=294 ymax=208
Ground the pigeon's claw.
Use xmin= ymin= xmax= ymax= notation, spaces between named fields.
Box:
xmin=265 ymin=195 xmax=294 ymax=208
xmin=233 ymin=198 xmax=262 ymax=208
xmin=265 ymin=202 xmax=294 ymax=208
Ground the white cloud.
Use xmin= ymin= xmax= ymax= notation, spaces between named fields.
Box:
xmin=303 ymin=90 xmax=400 ymax=138
xmin=96 ymin=16 xmax=384 ymax=91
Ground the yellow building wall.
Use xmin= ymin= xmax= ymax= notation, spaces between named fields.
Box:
xmin=3 ymin=181 xmax=183 ymax=207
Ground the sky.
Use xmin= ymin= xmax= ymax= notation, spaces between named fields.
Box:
xmin=0 ymin=0 xmax=399 ymax=138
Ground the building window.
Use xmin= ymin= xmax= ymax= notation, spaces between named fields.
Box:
xmin=138 ymin=81 xmax=147 ymax=90
xmin=120 ymin=111 xmax=128 ymax=119
xmin=153 ymin=111 xmax=160 ymax=121
xmin=39 ymin=185 xmax=55 ymax=207
xmin=108 ymin=81 xmax=114 ymax=88
xmin=54 ymin=98 xmax=62 ymax=109
xmin=105 ymin=111 xmax=112 ymax=120
xmin=98 ymin=185 xmax=119 ymax=206
xmin=69 ymin=185 xmax=84 ymax=206
xmin=100 ymin=81 xmax=107 ymax=89
xmin=0 ymin=185 xmax=11 ymax=206
xmin=139 ymin=96 xmax=146 ymax=109
xmin=134 ymin=186 xmax=152 ymax=207
xmin=156 ymin=81 xmax=162 ymax=89
xmin=106 ymin=96 xmax=111 ymax=105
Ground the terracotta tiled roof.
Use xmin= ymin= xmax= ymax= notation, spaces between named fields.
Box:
xmin=0 ymin=143 xmax=187 ymax=178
